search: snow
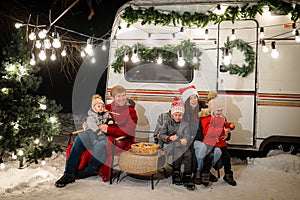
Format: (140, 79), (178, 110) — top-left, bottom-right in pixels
(1, 151), (300, 200)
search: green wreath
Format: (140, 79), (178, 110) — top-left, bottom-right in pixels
(220, 38), (255, 77)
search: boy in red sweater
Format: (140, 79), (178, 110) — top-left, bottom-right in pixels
(200, 97), (237, 186)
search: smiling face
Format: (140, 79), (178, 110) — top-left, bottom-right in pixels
(172, 112), (183, 122)
(94, 103), (105, 113)
(212, 109), (223, 117)
(112, 92), (127, 107)
(189, 94), (198, 109)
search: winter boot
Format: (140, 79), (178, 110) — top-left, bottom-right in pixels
(75, 169), (97, 179)
(183, 173), (196, 191)
(223, 172), (237, 186)
(55, 174), (75, 188)
(201, 172), (210, 187)
(209, 172), (218, 182)
(172, 171), (183, 185)
(194, 171), (202, 185)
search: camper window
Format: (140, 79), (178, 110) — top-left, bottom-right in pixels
(124, 62), (193, 83)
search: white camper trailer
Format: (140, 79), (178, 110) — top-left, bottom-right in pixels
(105, 0), (300, 156)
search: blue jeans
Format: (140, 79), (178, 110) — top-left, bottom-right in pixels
(64, 130), (107, 177)
(193, 141), (222, 172)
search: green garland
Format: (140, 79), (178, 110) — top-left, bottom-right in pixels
(121, 1), (299, 27)
(111, 40), (202, 73)
(220, 38), (255, 77)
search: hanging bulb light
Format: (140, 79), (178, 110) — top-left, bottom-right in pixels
(131, 47), (140, 63)
(38, 46), (47, 61)
(292, 23), (297, 35)
(230, 29), (236, 41)
(123, 51), (129, 62)
(157, 53), (163, 64)
(0, 162), (5, 170)
(192, 51), (198, 64)
(50, 49), (56, 61)
(262, 6), (271, 17)
(259, 27), (265, 40)
(91, 57), (96, 63)
(12, 153), (17, 160)
(80, 50), (86, 57)
(271, 41), (279, 59)
(41, 160), (46, 166)
(295, 30), (300, 43)
(205, 29), (209, 40)
(35, 40), (42, 49)
(52, 30), (61, 48)
(61, 47), (67, 57)
(223, 48), (231, 66)
(39, 103), (47, 110)
(29, 30), (36, 41)
(84, 37), (93, 56)
(261, 40), (269, 53)
(177, 50), (185, 67)
(101, 42), (107, 51)
(38, 26), (50, 39)
(44, 38), (51, 49)
(15, 22), (23, 29)
(34, 138), (40, 145)
(30, 53), (36, 65)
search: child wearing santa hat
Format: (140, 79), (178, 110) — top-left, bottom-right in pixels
(200, 96), (237, 186)
(159, 96), (195, 190)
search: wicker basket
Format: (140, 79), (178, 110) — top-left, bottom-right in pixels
(118, 150), (167, 175)
(131, 143), (159, 156)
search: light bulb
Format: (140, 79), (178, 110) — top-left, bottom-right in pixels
(259, 27), (265, 40)
(41, 160), (46, 166)
(157, 54), (163, 64)
(101, 43), (107, 51)
(61, 49), (67, 57)
(34, 138), (40, 144)
(223, 48), (231, 66)
(271, 41), (279, 59)
(230, 29), (236, 41)
(30, 58), (36, 65)
(205, 29), (209, 40)
(18, 149), (24, 156)
(39, 103), (47, 110)
(261, 40), (269, 53)
(80, 51), (86, 57)
(123, 52), (129, 62)
(177, 58), (186, 67)
(15, 23), (23, 29)
(38, 29), (48, 39)
(38, 49), (47, 61)
(0, 163), (5, 169)
(91, 57), (96, 63)
(29, 31), (36, 40)
(50, 53), (56, 61)
(12, 153), (17, 160)
(35, 40), (42, 49)
(52, 39), (61, 48)
(131, 48), (139, 63)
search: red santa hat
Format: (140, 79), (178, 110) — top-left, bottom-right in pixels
(178, 85), (198, 103)
(170, 96), (185, 115)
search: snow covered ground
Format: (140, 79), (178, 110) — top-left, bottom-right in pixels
(0, 151), (299, 200)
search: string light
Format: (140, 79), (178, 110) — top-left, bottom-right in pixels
(91, 57), (96, 63)
(35, 40), (42, 49)
(30, 53), (36, 65)
(230, 29), (236, 40)
(61, 47), (67, 57)
(80, 50), (86, 57)
(157, 53), (163, 64)
(259, 27), (265, 40)
(52, 31), (61, 48)
(205, 29), (209, 40)
(41, 160), (46, 166)
(271, 41), (279, 59)
(38, 25), (50, 39)
(38, 47), (47, 61)
(177, 49), (185, 67)
(15, 22), (23, 29)
(292, 23), (297, 35)
(223, 48), (231, 66)
(44, 38), (51, 49)
(192, 51), (198, 64)
(84, 37), (93, 56)
(123, 51), (129, 62)
(50, 49), (56, 61)
(101, 42), (107, 51)
(29, 30), (36, 41)
(295, 30), (300, 43)
(39, 103), (47, 110)
(12, 153), (17, 160)
(131, 47), (140, 63)
(261, 40), (269, 53)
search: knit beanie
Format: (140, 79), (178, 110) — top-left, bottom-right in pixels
(209, 97), (225, 113)
(91, 94), (104, 112)
(170, 96), (185, 115)
(178, 85), (198, 103)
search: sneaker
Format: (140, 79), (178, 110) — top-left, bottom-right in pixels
(223, 173), (237, 186)
(55, 174), (75, 188)
(201, 172), (210, 187)
(194, 171), (202, 185)
(172, 171), (183, 185)
(75, 169), (97, 179)
(209, 172), (218, 182)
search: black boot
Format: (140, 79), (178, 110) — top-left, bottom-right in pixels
(75, 169), (97, 179)
(183, 173), (196, 191)
(209, 172), (218, 182)
(55, 174), (75, 188)
(194, 171), (202, 185)
(223, 172), (237, 186)
(201, 172), (210, 187)
(172, 171), (183, 185)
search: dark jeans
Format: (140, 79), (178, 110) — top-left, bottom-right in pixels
(172, 147), (193, 174)
(65, 130), (107, 177)
(202, 145), (232, 174)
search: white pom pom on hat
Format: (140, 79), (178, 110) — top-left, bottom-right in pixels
(178, 85), (198, 103)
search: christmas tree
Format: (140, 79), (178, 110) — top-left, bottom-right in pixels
(0, 29), (62, 168)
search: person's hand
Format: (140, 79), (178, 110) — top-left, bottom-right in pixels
(180, 138), (187, 146)
(222, 128), (230, 140)
(99, 124), (108, 133)
(169, 134), (178, 141)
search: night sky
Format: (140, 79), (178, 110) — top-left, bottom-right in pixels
(1, 0), (130, 112)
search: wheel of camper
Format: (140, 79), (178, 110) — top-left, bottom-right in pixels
(221, 38), (255, 78)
